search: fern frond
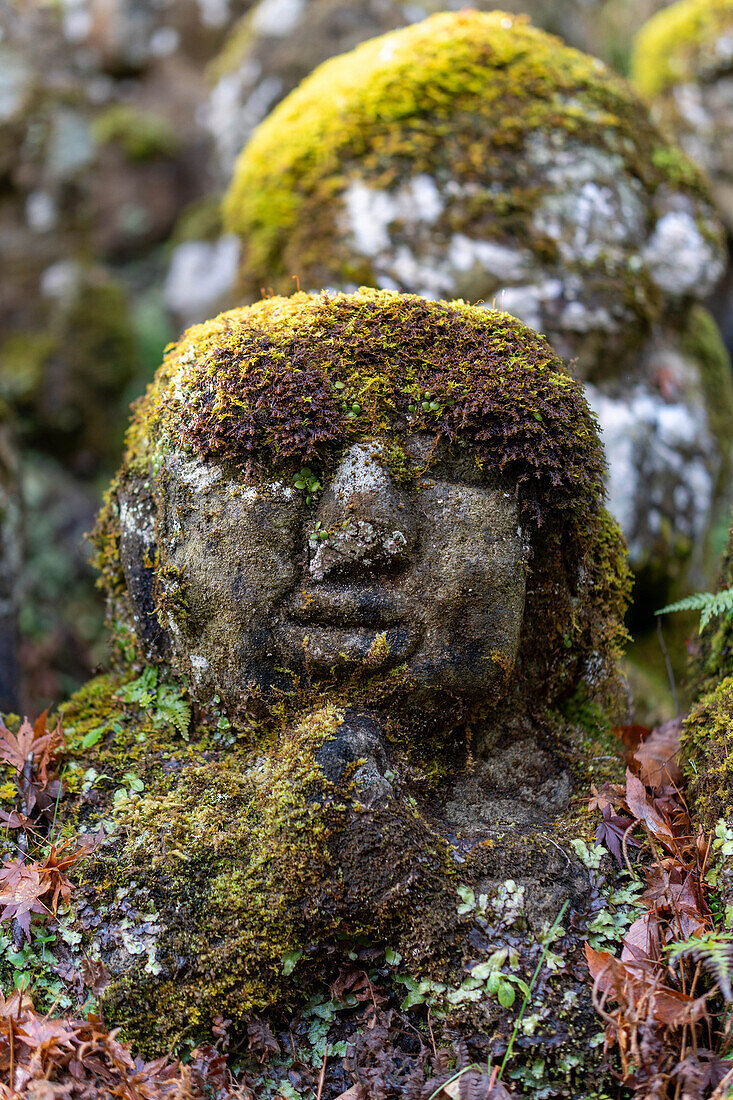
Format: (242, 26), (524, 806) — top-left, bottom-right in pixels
(656, 586), (733, 633)
(667, 932), (733, 1001)
(118, 669), (191, 739)
(702, 587), (733, 630)
(154, 684), (191, 740)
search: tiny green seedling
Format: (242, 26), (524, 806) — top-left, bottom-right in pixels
(293, 467), (322, 503)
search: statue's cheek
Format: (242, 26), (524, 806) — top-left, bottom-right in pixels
(169, 490), (302, 639)
(407, 489), (525, 695)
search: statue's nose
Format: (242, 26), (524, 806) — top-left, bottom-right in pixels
(308, 442), (416, 581)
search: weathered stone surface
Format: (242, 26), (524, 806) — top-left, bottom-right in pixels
(127, 439), (526, 710)
(56, 291), (630, 1092)
(224, 11), (732, 594)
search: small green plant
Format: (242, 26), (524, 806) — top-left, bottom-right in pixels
(116, 668), (191, 739)
(656, 586), (733, 632)
(332, 379), (363, 419)
(113, 771), (145, 808)
(301, 994), (348, 1065)
(406, 387), (453, 416)
(497, 900), (569, 1082)
(667, 931), (733, 1002)
(310, 520), (330, 542)
(293, 467), (322, 503)
(0, 923), (74, 1010)
(281, 948), (302, 975)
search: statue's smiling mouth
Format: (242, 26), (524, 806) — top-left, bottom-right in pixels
(285, 585), (408, 629)
(277, 586), (415, 669)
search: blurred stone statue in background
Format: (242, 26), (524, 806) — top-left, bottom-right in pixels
(0, 0), (246, 708)
(633, 0), (733, 353)
(207, 0), (675, 181)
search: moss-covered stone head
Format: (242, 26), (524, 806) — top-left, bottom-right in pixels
(223, 10), (723, 375)
(95, 288), (629, 721)
(632, 0), (733, 233)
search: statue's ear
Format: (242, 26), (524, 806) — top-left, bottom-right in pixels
(117, 481), (171, 660)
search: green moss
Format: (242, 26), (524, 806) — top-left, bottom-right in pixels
(632, 0), (733, 99)
(59, 671), (204, 802)
(222, 10), (711, 300)
(62, 668), (627, 1062)
(682, 674), (733, 828)
(125, 291), (603, 514)
(68, 701), (449, 1052)
(91, 105), (180, 162)
(684, 305), (733, 466)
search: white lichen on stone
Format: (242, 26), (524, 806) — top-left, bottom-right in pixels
(250, 0), (306, 37)
(586, 381), (717, 568)
(642, 210), (724, 297)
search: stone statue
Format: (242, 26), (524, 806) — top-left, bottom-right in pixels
(207, 0), (672, 177)
(222, 11), (733, 598)
(633, 0), (733, 237)
(60, 289), (629, 1089)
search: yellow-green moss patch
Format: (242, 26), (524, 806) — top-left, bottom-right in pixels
(632, 0), (733, 99)
(682, 674), (733, 828)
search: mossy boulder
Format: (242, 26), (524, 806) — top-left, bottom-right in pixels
(633, 0), (733, 231)
(223, 10), (731, 594)
(225, 11), (721, 321)
(682, 674), (733, 829)
(679, 509), (733, 844)
(55, 290), (631, 1085)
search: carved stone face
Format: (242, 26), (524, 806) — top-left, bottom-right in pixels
(120, 435), (528, 713)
